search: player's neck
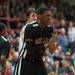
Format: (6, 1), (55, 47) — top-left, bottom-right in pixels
(38, 21), (47, 28)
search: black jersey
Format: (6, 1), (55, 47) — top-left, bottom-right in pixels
(19, 21), (53, 60)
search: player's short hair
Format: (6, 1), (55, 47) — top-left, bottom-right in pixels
(26, 7), (37, 17)
(0, 23), (6, 30)
(37, 7), (51, 14)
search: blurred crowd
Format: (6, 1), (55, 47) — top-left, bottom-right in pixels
(0, 0), (75, 29)
(0, 0), (75, 75)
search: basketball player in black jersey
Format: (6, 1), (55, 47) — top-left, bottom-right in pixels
(14, 7), (54, 75)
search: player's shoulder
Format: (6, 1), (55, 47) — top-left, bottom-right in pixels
(25, 21), (38, 30)
(1, 36), (8, 42)
(47, 25), (53, 29)
(29, 21), (38, 27)
(0, 36), (8, 45)
(47, 25), (54, 32)
(48, 25), (52, 28)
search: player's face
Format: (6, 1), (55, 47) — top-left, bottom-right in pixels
(1, 28), (6, 35)
(29, 12), (37, 22)
(39, 11), (52, 26)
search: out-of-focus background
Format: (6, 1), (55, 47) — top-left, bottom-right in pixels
(0, 0), (75, 75)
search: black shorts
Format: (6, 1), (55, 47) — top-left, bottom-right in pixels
(14, 57), (47, 75)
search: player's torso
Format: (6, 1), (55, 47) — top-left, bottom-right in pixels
(30, 24), (53, 44)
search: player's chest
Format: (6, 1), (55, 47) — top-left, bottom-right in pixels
(33, 27), (52, 44)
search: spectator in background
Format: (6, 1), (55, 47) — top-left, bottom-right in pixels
(59, 59), (70, 74)
(71, 52), (75, 67)
(57, 27), (69, 53)
(67, 21), (75, 52)
(59, 59), (75, 75)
